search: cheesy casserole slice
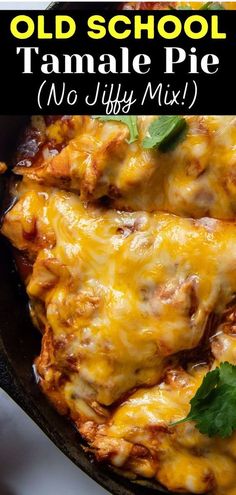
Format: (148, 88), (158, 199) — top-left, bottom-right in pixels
(3, 4), (236, 495)
(14, 115), (236, 220)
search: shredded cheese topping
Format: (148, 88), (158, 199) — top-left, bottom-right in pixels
(3, 4), (236, 491)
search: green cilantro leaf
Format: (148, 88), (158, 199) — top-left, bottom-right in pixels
(172, 362), (236, 438)
(93, 116), (138, 144)
(142, 116), (187, 152)
(200, 2), (225, 9)
(170, 2), (225, 9)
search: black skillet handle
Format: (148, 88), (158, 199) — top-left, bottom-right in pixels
(0, 116), (29, 163)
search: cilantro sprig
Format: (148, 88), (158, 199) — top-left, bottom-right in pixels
(93, 116), (138, 144)
(169, 2), (224, 9)
(93, 115), (187, 152)
(200, 2), (225, 9)
(142, 116), (187, 151)
(172, 362), (236, 438)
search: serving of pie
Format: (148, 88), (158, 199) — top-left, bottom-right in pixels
(3, 4), (236, 495)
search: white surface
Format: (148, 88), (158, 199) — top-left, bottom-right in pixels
(0, 2), (48, 7)
(0, 388), (108, 495)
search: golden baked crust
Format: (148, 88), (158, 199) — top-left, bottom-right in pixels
(3, 3), (236, 495)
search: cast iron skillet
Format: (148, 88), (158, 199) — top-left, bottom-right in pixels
(0, 3), (181, 495)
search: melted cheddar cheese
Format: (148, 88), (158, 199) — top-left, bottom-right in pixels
(122, 2), (236, 9)
(3, 3), (236, 494)
(15, 115), (236, 219)
(3, 176), (236, 494)
(6, 181), (236, 405)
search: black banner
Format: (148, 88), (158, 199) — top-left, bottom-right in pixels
(1, 9), (236, 114)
